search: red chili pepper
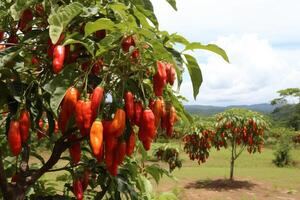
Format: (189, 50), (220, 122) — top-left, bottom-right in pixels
(7, 35), (18, 47)
(75, 100), (85, 135)
(124, 91), (135, 121)
(53, 45), (65, 74)
(0, 31), (4, 41)
(140, 109), (156, 139)
(31, 57), (39, 66)
(69, 135), (81, 164)
(8, 120), (22, 156)
(121, 36), (135, 52)
(81, 168), (91, 191)
(73, 179), (84, 200)
(115, 141), (126, 165)
(35, 4), (44, 16)
(166, 106), (177, 137)
(126, 132), (135, 156)
(92, 58), (104, 75)
(90, 86), (104, 121)
(153, 61), (167, 97)
(142, 138), (152, 151)
(165, 63), (176, 85)
(108, 161), (118, 177)
(152, 99), (163, 128)
(37, 119), (45, 139)
(106, 109), (126, 137)
(95, 144), (104, 163)
(48, 34), (65, 57)
(95, 30), (106, 40)
(82, 100), (92, 135)
(59, 87), (79, 133)
(19, 109), (30, 143)
(131, 49), (140, 59)
(105, 136), (118, 167)
(134, 101), (143, 126)
(18, 9), (33, 32)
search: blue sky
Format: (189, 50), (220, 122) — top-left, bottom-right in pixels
(152, 0), (300, 106)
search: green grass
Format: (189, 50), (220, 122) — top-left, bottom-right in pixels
(153, 142), (300, 190)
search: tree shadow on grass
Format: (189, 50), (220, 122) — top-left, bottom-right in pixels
(185, 179), (256, 191)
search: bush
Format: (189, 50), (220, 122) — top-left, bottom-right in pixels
(273, 139), (292, 167)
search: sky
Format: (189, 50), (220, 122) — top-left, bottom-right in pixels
(151, 0), (300, 106)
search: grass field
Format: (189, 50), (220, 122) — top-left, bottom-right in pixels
(151, 141), (300, 199)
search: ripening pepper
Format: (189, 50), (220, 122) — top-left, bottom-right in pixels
(8, 120), (22, 156)
(153, 61), (167, 97)
(166, 106), (177, 137)
(165, 63), (176, 85)
(124, 91), (135, 121)
(69, 135), (81, 164)
(90, 120), (103, 156)
(92, 58), (104, 75)
(121, 35), (135, 52)
(82, 100), (93, 135)
(161, 100), (167, 130)
(152, 99), (163, 128)
(53, 45), (65, 74)
(73, 179), (84, 200)
(126, 132), (136, 156)
(134, 101), (143, 126)
(95, 145), (104, 163)
(18, 9), (33, 33)
(59, 87), (79, 133)
(81, 168), (91, 191)
(90, 86), (104, 121)
(19, 109), (30, 143)
(107, 108), (126, 137)
(37, 119), (45, 139)
(139, 109), (156, 139)
(115, 141), (126, 165)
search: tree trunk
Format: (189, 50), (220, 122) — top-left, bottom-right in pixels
(230, 157), (234, 180)
(230, 138), (235, 181)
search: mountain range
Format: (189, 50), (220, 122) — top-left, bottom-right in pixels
(184, 103), (277, 116)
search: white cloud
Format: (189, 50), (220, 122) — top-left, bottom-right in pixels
(180, 34), (300, 106)
(152, 0), (300, 44)
(150, 0), (300, 105)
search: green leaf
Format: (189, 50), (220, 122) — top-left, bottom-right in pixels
(168, 34), (189, 46)
(130, 0), (158, 27)
(43, 65), (80, 115)
(10, 0), (35, 20)
(84, 18), (116, 37)
(64, 38), (95, 57)
(184, 42), (229, 63)
(48, 2), (83, 44)
(165, 0), (177, 11)
(184, 54), (203, 99)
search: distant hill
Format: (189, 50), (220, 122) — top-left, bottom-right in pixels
(184, 103), (277, 116)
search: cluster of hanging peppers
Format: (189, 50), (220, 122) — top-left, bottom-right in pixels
(8, 109), (30, 156)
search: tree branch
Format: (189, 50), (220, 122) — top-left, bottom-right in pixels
(27, 127), (84, 185)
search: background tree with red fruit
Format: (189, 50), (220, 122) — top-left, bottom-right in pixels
(183, 109), (269, 180)
(0, 0), (228, 199)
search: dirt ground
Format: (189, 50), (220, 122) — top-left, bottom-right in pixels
(155, 178), (300, 200)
